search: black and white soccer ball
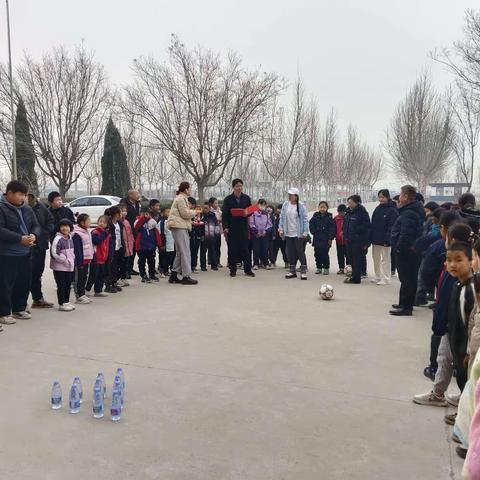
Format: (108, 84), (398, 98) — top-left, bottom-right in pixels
(319, 284), (334, 300)
(345, 265), (353, 277)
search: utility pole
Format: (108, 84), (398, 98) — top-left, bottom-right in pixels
(6, 0), (16, 179)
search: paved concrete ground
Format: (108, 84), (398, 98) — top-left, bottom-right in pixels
(0, 237), (464, 479)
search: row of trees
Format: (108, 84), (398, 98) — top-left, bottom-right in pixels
(1, 10), (479, 199)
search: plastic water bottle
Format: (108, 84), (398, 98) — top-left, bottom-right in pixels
(73, 376), (83, 404)
(113, 375), (124, 409)
(69, 383), (81, 414)
(97, 373), (106, 399)
(51, 380), (62, 410)
(116, 368), (125, 391)
(110, 388), (122, 422)
(92, 384), (104, 419)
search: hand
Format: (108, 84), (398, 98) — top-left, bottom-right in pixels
(464, 354), (470, 369)
(21, 235), (34, 246)
(242, 209), (248, 217)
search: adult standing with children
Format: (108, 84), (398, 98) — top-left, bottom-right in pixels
(370, 189), (398, 286)
(168, 182), (198, 285)
(121, 189), (141, 276)
(279, 187), (309, 280)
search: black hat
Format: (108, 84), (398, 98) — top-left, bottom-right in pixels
(58, 218), (74, 231)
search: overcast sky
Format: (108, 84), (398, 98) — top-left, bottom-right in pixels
(1, 0), (478, 185)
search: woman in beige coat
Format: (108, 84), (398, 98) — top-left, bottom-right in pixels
(168, 182), (198, 285)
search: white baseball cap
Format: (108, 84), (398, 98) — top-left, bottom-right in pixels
(288, 187), (300, 196)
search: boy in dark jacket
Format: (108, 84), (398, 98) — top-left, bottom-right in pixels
(0, 181), (41, 325)
(370, 189), (398, 285)
(135, 207), (162, 283)
(47, 191), (75, 237)
(28, 192), (55, 308)
(200, 202), (219, 271)
(189, 198), (204, 273)
(309, 201), (336, 275)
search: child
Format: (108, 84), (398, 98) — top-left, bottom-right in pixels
(266, 205), (275, 266)
(119, 204), (134, 282)
(72, 214), (94, 304)
(200, 202), (219, 271)
(249, 199), (273, 270)
(189, 198), (204, 273)
(209, 197), (223, 268)
(135, 207), (162, 283)
(149, 199), (162, 222)
(270, 204), (288, 269)
(414, 222), (475, 407)
(158, 207), (175, 277)
(50, 218), (75, 312)
(423, 201), (440, 236)
(86, 215), (110, 297)
(105, 206), (124, 293)
(334, 204), (348, 274)
(310, 201), (336, 275)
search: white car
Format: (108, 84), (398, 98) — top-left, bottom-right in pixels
(66, 195), (122, 224)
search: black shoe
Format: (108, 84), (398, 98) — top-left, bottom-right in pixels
(130, 270), (140, 276)
(105, 286), (118, 293)
(168, 272), (181, 284)
(230, 270), (237, 277)
(456, 445), (468, 459)
(114, 285), (123, 292)
(415, 299), (428, 307)
(391, 304), (402, 309)
(150, 275), (160, 282)
(181, 276), (198, 285)
(423, 366), (437, 381)
(201, 267), (208, 272)
(141, 276), (152, 284)
(126, 273), (132, 280)
(211, 266), (218, 271)
(344, 278), (360, 284)
(285, 272), (297, 279)
(428, 303), (436, 310)
(245, 271), (255, 277)
(389, 308), (412, 316)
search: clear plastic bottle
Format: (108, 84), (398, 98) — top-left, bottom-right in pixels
(116, 368), (125, 391)
(110, 388), (122, 422)
(92, 384), (104, 419)
(73, 376), (83, 404)
(97, 373), (106, 399)
(113, 375), (124, 409)
(69, 383), (81, 414)
(51, 380), (62, 410)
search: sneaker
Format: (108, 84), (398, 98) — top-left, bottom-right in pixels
(12, 311), (32, 320)
(315, 268), (322, 274)
(192, 268), (200, 274)
(141, 276), (152, 284)
(76, 295), (92, 304)
(105, 286), (118, 293)
(122, 280), (130, 287)
(285, 272), (297, 279)
(159, 273), (166, 278)
(370, 278), (380, 284)
(211, 266), (219, 271)
(445, 412), (457, 425)
(337, 269), (344, 275)
(85, 290), (93, 297)
(230, 270), (237, 277)
(413, 391), (448, 407)
(169, 272), (182, 284)
(361, 273), (368, 278)
(446, 393), (460, 407)
(114, 285), (123, 292)
(300, 273), (307, 280)
(323, 269), (329, 275)
(31, 298), (54, 308)
(59, 304), (74, 312)
(65, 302), (76, 310)
(253, 265), (259, 271)
(201, 267), (208, 272)
(245, 271), (256, 277)
(377, 280), (389, 285)
(150, 275), (160, 282)
(218, 263), (223, 268)
(116, 279), (126, 287)
(0, 315), (16, 325)
(265, 264), (273, 270)
(181, 276), (198, 285)
(130, 269), (140, 276)
(94, 292), (108, 297)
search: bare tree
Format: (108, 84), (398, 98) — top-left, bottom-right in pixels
(386, 73), (453, 193)
(16, 45), (110, 196)
(121, 35), (280, 201)
(448, 82), (480, 191)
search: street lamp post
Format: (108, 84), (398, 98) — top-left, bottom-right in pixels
(6, 0), (16, 179)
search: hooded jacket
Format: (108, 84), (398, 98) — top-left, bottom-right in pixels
(0, 194), (41, 256)
(50, 232), (75, 272)
(249, 209), (273, 236)
(309, 211), (336, 246)
(370, 200), (398, 246)
(390, 200), (425, 253)
(134, 215), (162, 251)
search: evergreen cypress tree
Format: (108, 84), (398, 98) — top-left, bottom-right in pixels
(15, 98), (38, 194)
(100, 118), (132, 197)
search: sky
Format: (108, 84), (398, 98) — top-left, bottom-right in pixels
(1, 0), (478, 186)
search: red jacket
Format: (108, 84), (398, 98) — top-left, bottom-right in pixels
(334, 215), (346, 245)
(91, 227), (111, 264)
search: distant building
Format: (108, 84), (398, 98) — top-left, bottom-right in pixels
(426, 182), (469, 202)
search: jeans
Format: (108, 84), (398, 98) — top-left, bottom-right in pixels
(0, 254), (32, 316)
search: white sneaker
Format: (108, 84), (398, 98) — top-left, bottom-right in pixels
(59, 304), (74, 312)
(413, 390), (447, 407)
(76, 295), (92, 304)
(94, 292), (108, 297)
(0, 315), (16, 325)
(446, 393), (461, 407)
(12, 311), (32, 320)
(121, 280), (130, 287)
(65, 302), (76, 310)
(377, 280), (389, 286)
(85, 290), (92, 297)
(370, 278), (380, 284)
(253, 265), (259, 270)
(117, 279), (129, 287)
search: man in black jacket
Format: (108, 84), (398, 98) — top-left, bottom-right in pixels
(0, 181), (41, 326)
(121, 189), (141, 275)
(390, 185), (425, 316)
(47, 191), (75, 237)
(343, 195), (371, 284)
(28, 193), (55, 308)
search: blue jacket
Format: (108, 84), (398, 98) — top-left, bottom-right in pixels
(309, 212), (336, 246)
(432, 270), (457, 336)
(343, 204), (371, 245)
(414, 230), (442, 256)
(391, 200), (425, 253)
(279, 201), (309, 238)
(370, 201), (398, 246)
(420, 238), (445, 291)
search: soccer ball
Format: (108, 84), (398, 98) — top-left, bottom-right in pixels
(319, 284), (334, 300)
(345, 265), (353, 277)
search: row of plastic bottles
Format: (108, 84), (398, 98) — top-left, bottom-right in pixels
(51, 368), (125, 422)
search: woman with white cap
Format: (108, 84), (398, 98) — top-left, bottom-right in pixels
(278, 188), (309, 280)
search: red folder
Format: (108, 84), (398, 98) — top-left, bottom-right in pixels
(231, 204), (258, 217)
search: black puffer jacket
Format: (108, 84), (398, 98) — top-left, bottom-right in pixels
(343, 204), (371, 245)
(0, 195), (41, 255)
(391, 200), (425, 253)
(121, 198), (140, 231)
(370, 200), (398, 246)
(309, 212), (336, 246)
(32, 201), (54, 250)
